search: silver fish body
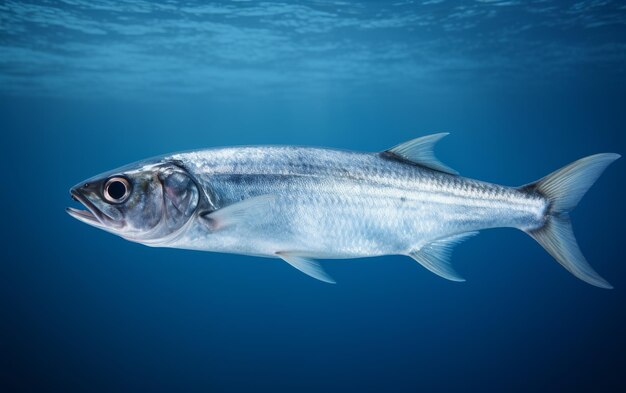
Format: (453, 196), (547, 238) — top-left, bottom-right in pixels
(166, 147), (545, 258)
(67, 134), (619, 287)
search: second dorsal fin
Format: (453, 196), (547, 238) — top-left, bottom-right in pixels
(384, 133), (458, 175)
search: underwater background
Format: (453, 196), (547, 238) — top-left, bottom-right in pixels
(1, 1), (625, 392)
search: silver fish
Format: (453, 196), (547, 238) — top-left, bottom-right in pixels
(67, 133), (619, 288)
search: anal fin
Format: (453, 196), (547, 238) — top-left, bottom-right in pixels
(408, 231), (478, 282)
(276, 252), (336, 284)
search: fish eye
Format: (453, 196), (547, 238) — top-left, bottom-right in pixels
(103, 177), (131, 203)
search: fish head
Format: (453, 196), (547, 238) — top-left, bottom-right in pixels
(67, 159), (200, 243)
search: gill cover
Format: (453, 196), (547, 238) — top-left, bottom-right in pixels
(159, 164), (200, 234)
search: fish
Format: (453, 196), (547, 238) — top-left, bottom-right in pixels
(67, 133), (620, 288)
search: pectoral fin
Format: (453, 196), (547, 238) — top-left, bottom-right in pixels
(276, 252), (336, 284)
(200, 194), (276, 230)
(408, 232), (478, 282)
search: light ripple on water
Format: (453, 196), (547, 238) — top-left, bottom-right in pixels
(0, 0), (625, 97)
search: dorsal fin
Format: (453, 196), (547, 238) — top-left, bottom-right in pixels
(384, 133), (458, 175)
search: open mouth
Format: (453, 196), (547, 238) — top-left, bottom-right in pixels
(66, 189), (119, 228)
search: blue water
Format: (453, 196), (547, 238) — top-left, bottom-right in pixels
(1, 1), (625, 392)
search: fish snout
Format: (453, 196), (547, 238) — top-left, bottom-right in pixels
(67, 182), (123, 229)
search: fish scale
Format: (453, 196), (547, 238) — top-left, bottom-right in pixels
(169, 144), (545, 258)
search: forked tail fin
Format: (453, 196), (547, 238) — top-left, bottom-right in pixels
(521, 153), (620, 289)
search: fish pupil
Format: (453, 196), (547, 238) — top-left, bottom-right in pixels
(108, 181), (126, 200)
